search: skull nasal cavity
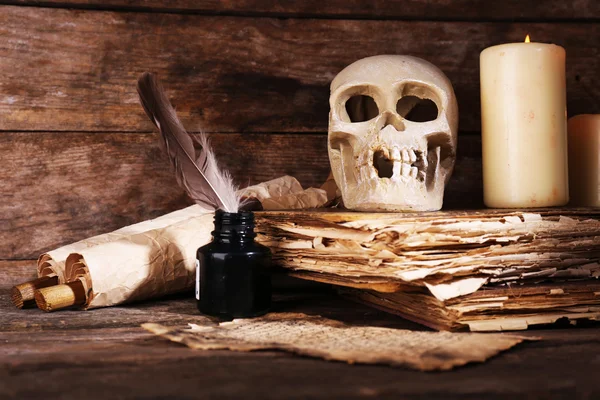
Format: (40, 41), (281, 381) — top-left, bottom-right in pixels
(397, 96), (439, 122)
(345, 95), (379, 122)
(373, 150), (394, 178)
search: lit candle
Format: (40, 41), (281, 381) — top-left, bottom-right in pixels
(568, 114), (600, 206)
(480, 36), (568, 208)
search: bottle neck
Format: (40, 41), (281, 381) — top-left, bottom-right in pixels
(212, 210), (256, 244)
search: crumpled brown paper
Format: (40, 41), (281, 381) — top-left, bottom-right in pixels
(262, 188), (328, 210)
(142, 313), (532, 371)
(241, 176), (330, 210)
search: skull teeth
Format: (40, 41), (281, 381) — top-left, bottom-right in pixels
(409, 149), (417, 163)
(401, 163), (410, 177)
(410, 167), (418, 179)
(401, 148), (409, 162)
(392, 161), (401, 177)
(372, 146), (426, 182)
(381, 146), (423, 164)
(375, 147), (425, 164)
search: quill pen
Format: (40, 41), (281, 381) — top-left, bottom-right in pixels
(136, 72), (240, 212)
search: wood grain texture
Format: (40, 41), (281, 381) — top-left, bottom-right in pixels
(3, 0), (600, 20)
(0, 131), (481, 259)
(0, 132), (331, 259)
(1, 5), (598, 133)
(0, 261), (36, 285)
(2, 3), (600, 395)
(1, 261), (600, 400)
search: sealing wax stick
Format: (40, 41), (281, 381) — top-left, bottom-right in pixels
(34, 280), (86, 312)
(11, 275), (60, 309)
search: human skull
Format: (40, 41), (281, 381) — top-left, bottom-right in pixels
(328, 55), (458, 211)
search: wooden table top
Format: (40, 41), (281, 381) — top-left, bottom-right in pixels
(1, 260), (599, 399)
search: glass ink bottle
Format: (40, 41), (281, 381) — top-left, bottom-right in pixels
(196, 210), (272, 318)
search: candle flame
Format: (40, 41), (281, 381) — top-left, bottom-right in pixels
(524, 35), (531, 43)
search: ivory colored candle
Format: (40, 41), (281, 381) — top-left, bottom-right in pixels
(480, 39), (568, 208)
(568, 115), (600, 206)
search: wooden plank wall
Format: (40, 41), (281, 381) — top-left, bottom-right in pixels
(1, 1), (599, 260)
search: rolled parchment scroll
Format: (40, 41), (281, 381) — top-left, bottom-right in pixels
(25, 176), (329, 310)
(36, 204), (208, 284)
(65, 212), (213, 309)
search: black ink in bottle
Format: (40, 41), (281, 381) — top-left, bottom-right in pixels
(196, 210), (271, 318)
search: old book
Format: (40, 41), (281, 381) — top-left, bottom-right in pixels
(256, 209), (600, 289)
(340, 281), (600, 332)
(255, 209), (600, 330)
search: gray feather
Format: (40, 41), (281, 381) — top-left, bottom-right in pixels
(136, 72), (240, 212)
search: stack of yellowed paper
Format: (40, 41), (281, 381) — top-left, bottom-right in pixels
(254, 209), (600, 331)
(340, 281), (600, 332)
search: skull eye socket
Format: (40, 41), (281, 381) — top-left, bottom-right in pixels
(396, 96), (439, 122)
(344, 95), (379, 123)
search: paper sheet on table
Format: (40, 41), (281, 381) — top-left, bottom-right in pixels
(142, 313), (531, 371)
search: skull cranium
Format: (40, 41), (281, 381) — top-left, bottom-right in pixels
(328, 55), (458, 211)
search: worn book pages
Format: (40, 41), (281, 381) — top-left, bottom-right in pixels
(341, 281), (600, 331)
(255, 210), (600, 301)
(142, 313), (531, 371)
